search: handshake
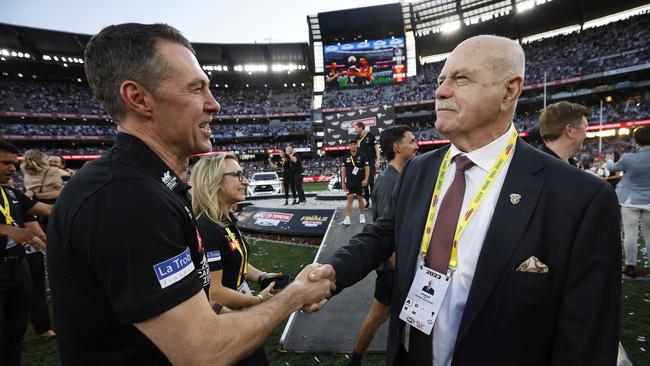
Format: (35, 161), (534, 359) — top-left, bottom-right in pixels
(282, 263), (337, 313)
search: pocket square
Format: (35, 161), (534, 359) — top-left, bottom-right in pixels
(516, 256), (549, 273)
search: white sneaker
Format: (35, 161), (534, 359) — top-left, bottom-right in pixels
(342, 216), (351, 225)
(359, 215), (366, 224)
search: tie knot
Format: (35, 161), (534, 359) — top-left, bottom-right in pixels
(454, 155), (475, 172)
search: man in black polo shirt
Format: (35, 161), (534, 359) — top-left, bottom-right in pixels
(47, 23), (334, 366)
(355, 122), (380, 208)
(0, 140), (49, 366)
(341, 139), (369, 226)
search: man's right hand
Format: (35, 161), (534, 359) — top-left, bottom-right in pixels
(302, 263), (336, 313)
(285, 263), (335, 312)
(5, 226), (37, 244)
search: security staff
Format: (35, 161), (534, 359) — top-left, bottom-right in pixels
(0, 140), (49, 366)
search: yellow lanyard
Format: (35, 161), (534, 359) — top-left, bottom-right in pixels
(419, 128), (518, 269)
(0, 187), (16, 226)
(357, 132), (367, 147)
(350, 154), (358, 168)
(225, 226), (248, 287)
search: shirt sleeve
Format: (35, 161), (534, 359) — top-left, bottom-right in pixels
(15, 189), (37, 213)
(197, 217), (225, 272)
(73, 181), (203, 324)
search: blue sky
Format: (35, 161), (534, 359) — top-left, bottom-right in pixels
(1, 0), (398, 44)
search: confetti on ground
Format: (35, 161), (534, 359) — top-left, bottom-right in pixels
(314, 356), (320, 363)
(640, 347), (646, 352)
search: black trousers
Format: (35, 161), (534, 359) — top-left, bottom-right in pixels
(283, 173), (297, 201)
(26, 252), (52, 334)
(363, 164), (376, 204)
(293, 173), (306, 201)
(0, 258), (32, 366)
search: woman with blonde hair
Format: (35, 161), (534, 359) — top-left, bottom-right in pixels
(20, 149), (70, 203)
(190, 153), (283, 366)
(19, 149), (65, 341)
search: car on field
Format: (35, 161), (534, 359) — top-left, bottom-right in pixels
(247, 172), (282, 196)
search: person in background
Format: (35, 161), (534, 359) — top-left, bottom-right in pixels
(341, 139), (369, 226)
(355, 122), (380, 208)
(191, 154), (285, 366)
(20, 149), (71, 204)
(347, 125), (418, 366)
(288, 146), (307, 204)
(47, 154), (75, 182)
(538, 101), (590, 166)
(0, 140), (49, 366)
(606, 126), (650, 278)
(268, 147), (297, 205)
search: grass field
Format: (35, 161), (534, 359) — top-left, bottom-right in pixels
(303, 181), (329, 192)
(22, 239), (650, 365)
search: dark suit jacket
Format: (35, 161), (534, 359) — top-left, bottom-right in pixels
(326, 139), (621, 366)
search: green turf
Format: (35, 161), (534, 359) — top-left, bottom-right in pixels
(22, 239), (650, 365)
(303, 181), (329, 192)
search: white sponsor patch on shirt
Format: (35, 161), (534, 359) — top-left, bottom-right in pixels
(153, 247), (195, 289)
(206, 250), (222, 263)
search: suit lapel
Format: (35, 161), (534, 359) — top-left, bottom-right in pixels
(454, 140), (545, 345)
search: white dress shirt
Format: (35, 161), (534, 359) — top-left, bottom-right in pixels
(425, 124), (516, 366)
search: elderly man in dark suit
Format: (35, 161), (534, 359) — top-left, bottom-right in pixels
(310, 35), (621, 366)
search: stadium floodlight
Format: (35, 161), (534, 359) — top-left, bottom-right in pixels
(224, 84), (229, 88)
(284, 83), (287, 87)
(517, 0), (535, 13)
(17, 73), (23, 78)
(440, 21), (461, 33)
(77, 78), (82, 82)
(63, 63), (68, 67)
(234, 65), (243, 72)
(0, 57), (4, 61)
(1, 50), (8, 56)
(11, 51), (17, 57)
(53, 56), (59, 61)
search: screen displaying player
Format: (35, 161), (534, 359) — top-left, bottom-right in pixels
(323, 37), (406, 89)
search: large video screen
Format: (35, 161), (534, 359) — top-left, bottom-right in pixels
(323, 37), (406, 89)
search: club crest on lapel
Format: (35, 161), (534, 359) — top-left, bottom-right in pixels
(509, 193), (521, 205)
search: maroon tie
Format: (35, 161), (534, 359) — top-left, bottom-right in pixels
(408, 154), (475, 366)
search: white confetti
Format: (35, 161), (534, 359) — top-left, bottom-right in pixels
(629, 312), (635, 315)
(640, 347), (646, 352)
(314, 356), (320, 363)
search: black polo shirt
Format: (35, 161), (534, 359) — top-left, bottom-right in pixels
(47, 133), (211, 366)
(197, 214), (249, 290)
(1, 186), (36, 258)
(344, 152), (369, 184)
(358, 131), (377, 164)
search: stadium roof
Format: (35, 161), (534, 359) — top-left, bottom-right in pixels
(0, 23), (310, 66)
(413, 0), (650, 56)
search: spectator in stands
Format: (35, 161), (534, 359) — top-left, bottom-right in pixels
(348, 125), (417, 366)
(606, 126), (650, 278)
(190, 153), (285, 366)
(538, 101), (590, 165)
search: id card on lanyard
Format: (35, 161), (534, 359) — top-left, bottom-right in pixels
(399, 128), (518, 335)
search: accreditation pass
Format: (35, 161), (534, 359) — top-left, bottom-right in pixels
(399, 265), (450, 335)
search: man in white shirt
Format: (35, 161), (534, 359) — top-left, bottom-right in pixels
(314, 35), (621, 366)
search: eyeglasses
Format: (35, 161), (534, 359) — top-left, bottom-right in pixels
(223, 170), (247, 183)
